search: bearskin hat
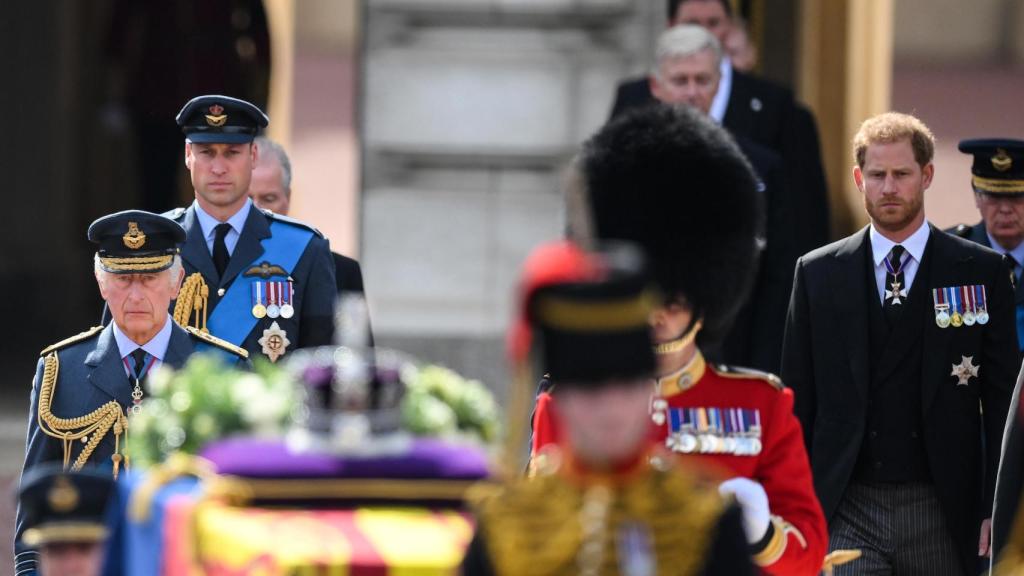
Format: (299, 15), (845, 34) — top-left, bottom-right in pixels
(579, 104), (762, 347)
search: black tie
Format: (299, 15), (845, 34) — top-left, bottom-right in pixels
(884, 245), (907, 324)
(130, 348), (148, 381)
(212, 223), (232, 278)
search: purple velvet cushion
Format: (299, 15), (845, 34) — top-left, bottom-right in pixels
(200, 437), (491, 480)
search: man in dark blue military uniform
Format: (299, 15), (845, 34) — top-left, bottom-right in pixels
(16, 211), (247, 575)
(950, 139), (1024, 355)
(952, 140), (1024, 567)
(17, 465), (116, 576)
(167, 95), (337, 362)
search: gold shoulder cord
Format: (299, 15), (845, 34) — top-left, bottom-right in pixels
(173, 272), (209, 333)
(37, 352), (128, 479)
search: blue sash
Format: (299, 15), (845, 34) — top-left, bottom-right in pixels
(197, 221), (314, 355)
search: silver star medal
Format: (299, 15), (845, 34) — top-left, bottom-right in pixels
(886, 279), (907, 305)
(950, 355), (980, 386)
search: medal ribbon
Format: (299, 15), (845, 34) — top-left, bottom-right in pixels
(883, 249), (906, 276)
(122, 354), (157, 381)
(202, 220), (314, 354)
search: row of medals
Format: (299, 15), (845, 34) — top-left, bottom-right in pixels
(935, 308), (988, 329)
(651, 399), (763, 456)
(252, 281), (295, 320)
(668, 428), (764, 456)
(934, 304), (988, 329)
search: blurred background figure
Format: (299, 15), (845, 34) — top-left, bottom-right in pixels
(610, 0), (831, 262)
(725, 17), (758, 72)
(465, 241), (754, 576)
(17, 466), (116, 576)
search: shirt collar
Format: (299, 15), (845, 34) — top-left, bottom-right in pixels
(869, 220), (930, 266)
(193, 198), (251, 242)
(708, 56), (732, 124)
(986, 230), (1024, 265)
(111, 315), (173, 361)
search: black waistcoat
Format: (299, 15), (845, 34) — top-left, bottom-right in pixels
(854, 244), (932, 483)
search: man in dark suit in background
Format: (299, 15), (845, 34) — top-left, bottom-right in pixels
(647, 24), (795, 374)
(610, 0), (830, 256)
(781, 113), (1018, 575)
(248, 136), (373, 346)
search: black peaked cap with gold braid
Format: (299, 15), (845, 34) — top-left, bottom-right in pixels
(88, 210), (185, 274)
(581, 104), (761, 348)
(177, 94), (268, 144)
(522, 241), (658, 385)
(18, 464), (114, 547)
(958, 138), (1024, 195)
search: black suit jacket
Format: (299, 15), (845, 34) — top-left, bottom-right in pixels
(333, 251), (374, 347)
(710, 136), (796, 374)
(781, 225), (1017, 574)
(610, 71), (830, 255)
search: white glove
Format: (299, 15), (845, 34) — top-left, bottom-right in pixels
(719, 477), (771, 544)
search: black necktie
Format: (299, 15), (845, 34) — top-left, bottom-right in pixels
(130, 348), (148, 381)
(883, 245), (907, 324)
(212, 223), (232, 278)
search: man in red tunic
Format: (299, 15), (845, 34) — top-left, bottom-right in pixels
(531, 105), (828, 575)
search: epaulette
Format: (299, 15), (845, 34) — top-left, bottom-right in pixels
(162, 207), (187, 221)
(40, 326), (103, 356)
(185, 327), (249, 359)
(712, 364), (785, 391)
(951, 224), (972, 239)
(261, 209), (325, 238)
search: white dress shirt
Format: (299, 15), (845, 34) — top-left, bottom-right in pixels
(193, 198), (252, 256)
(112, 315), (173, 377)
(709, 56), (733, 124)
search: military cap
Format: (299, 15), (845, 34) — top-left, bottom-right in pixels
(18, 465), (114, 547)
(87, 210), (185, 274)
(579, 104), (761, 347)
(511, 241), (657, 385)
(176, 94), (269, 144)
(958, 138), (1024, 195)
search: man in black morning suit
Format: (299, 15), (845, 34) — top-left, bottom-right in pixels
(646, 23), (795, 374)
(781, 113), (1018, 575)
(609, 0), (830, 257)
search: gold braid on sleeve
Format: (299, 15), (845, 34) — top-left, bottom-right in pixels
(173, 272), (209, 333)
(36, 352), (128, 479)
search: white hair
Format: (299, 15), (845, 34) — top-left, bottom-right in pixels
(254, 136), (292, 195)
(653, 24), (723, 77)
(94, 254), (183, 289)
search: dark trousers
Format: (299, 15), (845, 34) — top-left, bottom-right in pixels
(830, 482), (964, 575)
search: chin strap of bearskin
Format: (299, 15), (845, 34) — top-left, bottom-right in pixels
(653, 318), (703, 356)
